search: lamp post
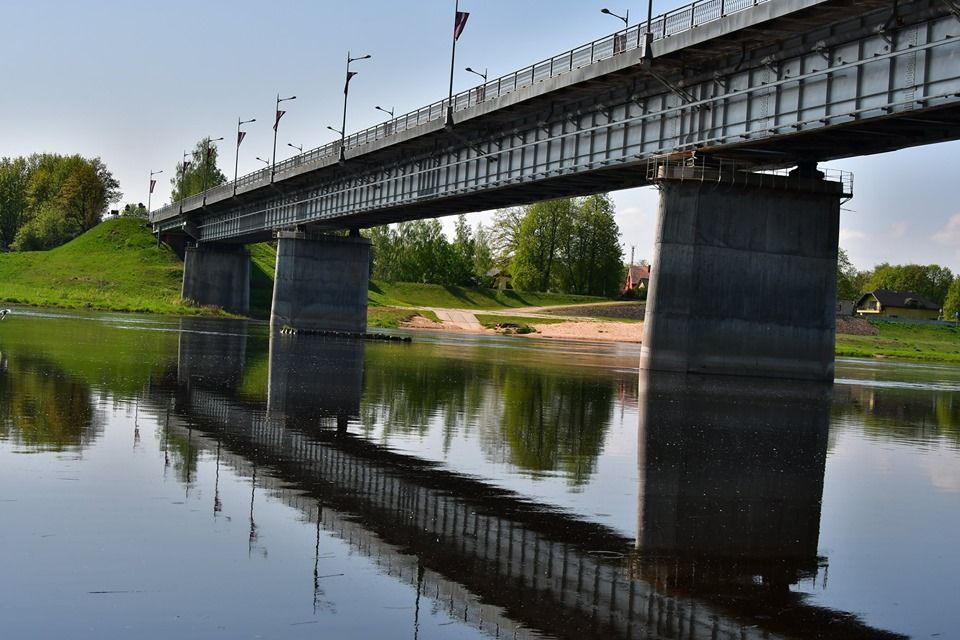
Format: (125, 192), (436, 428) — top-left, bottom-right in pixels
(339, 51), (371, 161)
(178, 150), (191, 215)
(601, 7), (629, 55)
(464, 66), (487, 82)
(272, 94), (296, 178)
(374, 105), (394, 118)
(447, 0), (470, 127)
(287, 142), (302, 154)
(234, 117), (256, 195)
(147, 169), (163, 217)
(201, 137), (224, 203)
(644, 0), (654, 61)
(255, 156), (270, 167)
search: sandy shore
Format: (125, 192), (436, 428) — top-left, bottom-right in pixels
(401, 312), (642, 343)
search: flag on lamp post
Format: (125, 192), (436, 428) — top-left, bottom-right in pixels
(237, 131), (247, 146)
(273, 110), (286, 131)
(149, 179), (156, 194)
(454, 10), (469, 41)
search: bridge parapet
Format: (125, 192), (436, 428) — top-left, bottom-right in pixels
(151, 0), (784, 225)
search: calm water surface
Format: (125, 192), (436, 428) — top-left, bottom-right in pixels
(1, 308), (958, 639)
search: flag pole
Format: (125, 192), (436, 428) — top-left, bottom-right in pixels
(271, 93), (279, 180)
(446, 0), (459, 127)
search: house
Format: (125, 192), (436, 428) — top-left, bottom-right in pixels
(623, 264), (651, 294)
(485, 267), (512, 290)
(854, 289), (941, 320)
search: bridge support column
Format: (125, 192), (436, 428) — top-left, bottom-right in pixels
(270, 231), (370, 334)
(641, 165), (844, 381)
(181, 243), (250, 315)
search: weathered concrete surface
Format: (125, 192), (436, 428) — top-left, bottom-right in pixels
(270, 232), (370, 333)
(641, 174), (841, 381)
(181, 243), (250, 315)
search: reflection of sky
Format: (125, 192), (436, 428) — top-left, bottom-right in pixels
(800, 364), (960, 640)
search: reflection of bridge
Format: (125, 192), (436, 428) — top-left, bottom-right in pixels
(143, 327), (907, 639)
(153, 0), (960, 380)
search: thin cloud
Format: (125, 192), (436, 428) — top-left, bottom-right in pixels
(932, 213), (960, 246)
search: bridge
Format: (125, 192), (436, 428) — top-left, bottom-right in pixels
(140, 326), (908, 639)
(152, 0), (960, 380)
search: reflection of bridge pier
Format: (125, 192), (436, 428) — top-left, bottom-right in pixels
(176, 318), (248, 392)
(266, 333), (363, 431)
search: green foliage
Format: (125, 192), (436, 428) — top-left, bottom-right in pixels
(170, 137), (228, 201)
(836, 247), (860, 300)
(865, 262), (954, 306)
(0, 157), (29, 249)
(944, 278), (960, 321)
(511, 196), (623, 296)
(248, 242), (277, 318)
(0, 154), (120, 251)
(512, 199), (574, 291)
(121, 203), (148, 218)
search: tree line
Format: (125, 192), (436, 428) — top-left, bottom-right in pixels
(0, 154), (120, 251)
(369, 194), (624, 298)
(838, 250), (960, 318)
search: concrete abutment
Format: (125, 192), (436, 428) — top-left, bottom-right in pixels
(181, 243), (251, 315)
(270, 231), (371, 334)
(641, 166), (845, 382)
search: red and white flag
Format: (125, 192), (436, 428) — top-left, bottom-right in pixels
(453, 10), (469, 41)
(149, 179), (156, 194)
(237, 130), (247, 146)
(344, 71), (358, 95)
(273, 110), (286, 131)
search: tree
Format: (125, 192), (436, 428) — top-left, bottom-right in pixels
(511, 198), (574, 291)
(57, 157), (120, 232)
(449, 215), (475, 286)
(560, 194), (623, 297)
(490, 207), (524, 264)
(866, 262), (954, 306)
(836, 248), (860, 300)
(473, 223), (495, 281)
(944, 278), (960, 321)
(0, 157), (29, 249)
(121, 203), (148, 219)
(170, 138), (227, 201)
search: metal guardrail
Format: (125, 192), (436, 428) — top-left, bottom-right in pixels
(152, 0), (772, 223)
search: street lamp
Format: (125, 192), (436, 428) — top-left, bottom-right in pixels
(255, 156), (270, 167)
(374, 105), (394, 118)
(465, 66), (487, 82)
(235, 117), (256, 195)
(178, 150), (191, 214)
(339, 51), (371, 161)
(287, 142), (302, 153)
(600, 7), (629, 26)
(202, 137), (224, 203)
(147, 169), (163, 217)
(272, 94), (296, 178)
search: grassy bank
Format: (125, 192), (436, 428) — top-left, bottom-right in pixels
(836, 320), (960, 363)
(0, 218), (206, 315)
(369, 281), (607, 310)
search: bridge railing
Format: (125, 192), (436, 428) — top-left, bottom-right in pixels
(151, 0), (770, 224)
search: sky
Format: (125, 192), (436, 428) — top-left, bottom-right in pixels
(0, 0), (957, 273)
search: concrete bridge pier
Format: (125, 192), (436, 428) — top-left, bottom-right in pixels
(181, 243), (250, 315)
(641, 164), (845, 381)
(270, 231), (371, 334)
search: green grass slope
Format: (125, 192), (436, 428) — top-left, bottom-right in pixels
(0, 218), (194, 314)
(368, 281), (607, 310)
(837, 320), (960, 363)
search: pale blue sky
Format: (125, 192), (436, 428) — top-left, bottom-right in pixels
(0, 0), (957, 272)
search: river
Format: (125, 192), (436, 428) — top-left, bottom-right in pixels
(0, 309), (957, 639)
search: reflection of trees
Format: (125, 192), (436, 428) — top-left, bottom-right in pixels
(832, 384), (960, 445)
(500, 372), (610, 485)
(0, 354), (101, 451)
(359, 345), (614, 485)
